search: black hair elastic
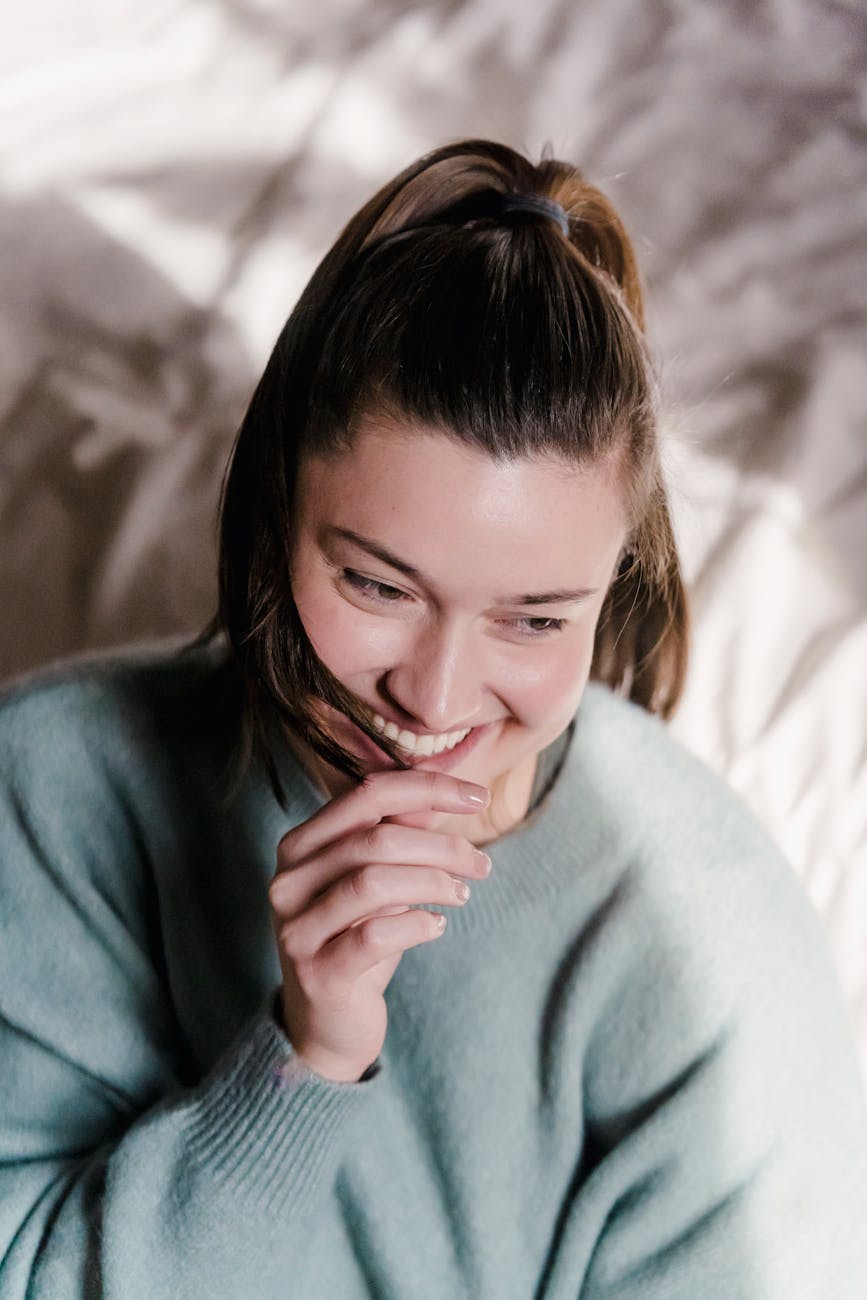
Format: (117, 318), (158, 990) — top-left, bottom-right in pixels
(372, 189), (572, 251)
(499, 192), (570, 237)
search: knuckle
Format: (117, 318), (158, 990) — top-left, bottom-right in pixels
(278, 919), (307, 962)
(347, 864), (386, 904)
(267, 875), (285, 912)
(268, 870), (301, 917)
(275, 825), (301, 867)
(444, 833), (467, 861)
(361, 823), (381, 856)
(423, 770), (442, 798)
(354, 917), (386, 952)
(364, 822), (396, 858)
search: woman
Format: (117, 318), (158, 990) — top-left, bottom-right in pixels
(1, 140), (865, 1298)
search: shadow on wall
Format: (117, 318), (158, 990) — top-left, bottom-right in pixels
(0, 194), (254, 684)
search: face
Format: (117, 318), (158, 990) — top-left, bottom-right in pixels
(288, 416), (628, 842)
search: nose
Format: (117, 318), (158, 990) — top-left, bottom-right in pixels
(383, 618), (484, 733)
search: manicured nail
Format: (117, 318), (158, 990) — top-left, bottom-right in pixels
(473, 849), (492, 876)
(459, 782), (490, 807)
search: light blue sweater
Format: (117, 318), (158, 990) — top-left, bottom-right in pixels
(1, 641), (866, 1299)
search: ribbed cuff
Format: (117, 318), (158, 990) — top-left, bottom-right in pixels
(183, 997), (383, 1217)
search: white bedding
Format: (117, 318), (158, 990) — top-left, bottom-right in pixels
(1, 0), (864, 1092)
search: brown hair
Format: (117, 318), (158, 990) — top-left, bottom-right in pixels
(208, 139), (689, 800)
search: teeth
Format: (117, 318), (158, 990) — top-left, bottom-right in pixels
(370, 712), (471, 756)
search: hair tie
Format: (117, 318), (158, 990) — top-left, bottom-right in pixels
(499, 192), (570, 237)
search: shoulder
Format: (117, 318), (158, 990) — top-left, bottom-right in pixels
(564, 685), (866, 1146)
(569, 681), (828, 974)
(0, 636), (238, 785)
(570, 682), (808, 925)
(545, 689), (867, 1290)
(575, 682), (773, 857)
(0, 634), (232, 725)
(0, 642), (239, 1098)
(0, 640), (251, 1020)
(0, 638), (243, 910)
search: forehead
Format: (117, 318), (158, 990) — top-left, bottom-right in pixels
(295, 422), (627, 590)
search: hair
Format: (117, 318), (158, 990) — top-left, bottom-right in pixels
(205, 138), (690, 802)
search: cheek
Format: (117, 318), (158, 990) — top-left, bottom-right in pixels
(293, 580), (406, 681)
(502, 636), (595, 728)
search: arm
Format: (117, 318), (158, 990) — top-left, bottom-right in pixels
(0, 1002), (376, 1299)
(0, 679), (489, 1298)
(547, 857), (867, 1298)
(0, 686), (377, 1300)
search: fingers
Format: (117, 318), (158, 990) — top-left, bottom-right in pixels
(276, 769), (490, 871)
(318, 907), (448, 986)
(272, 772), (492, 1080)
(269, 774), (492, 1013)
(278, 864), (470, 959)
(271, 819), (490, 915)
(348, 904), (411, 927)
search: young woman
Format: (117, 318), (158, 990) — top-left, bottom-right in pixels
(1, 140), (866, 1299)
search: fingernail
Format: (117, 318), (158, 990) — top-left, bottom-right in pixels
(459, 782), (490, 807)
(473, 849), (492, 876)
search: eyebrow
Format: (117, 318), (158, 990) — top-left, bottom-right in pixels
(324, 526), (599, 606)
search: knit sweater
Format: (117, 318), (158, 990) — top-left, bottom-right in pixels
(1, 641), (866, 1300)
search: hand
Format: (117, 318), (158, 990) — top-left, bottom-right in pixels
(269, 770), (492, 1083)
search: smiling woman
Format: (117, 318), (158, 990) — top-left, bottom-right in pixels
(215, 141), (687, 816)
(285, 422), (628, 839)
(1, 139), (866, 1299)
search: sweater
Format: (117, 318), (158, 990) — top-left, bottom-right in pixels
(0, 640), (866, 1299)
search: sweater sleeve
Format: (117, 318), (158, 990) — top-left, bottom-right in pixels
(0, 682), (379, 1300)
(1, 1004), (381, 1299)
(543, 854), (867, 1299)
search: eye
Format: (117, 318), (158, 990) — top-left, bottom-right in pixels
(505, 616), (567, 638)
(341, 569), (411, 603)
